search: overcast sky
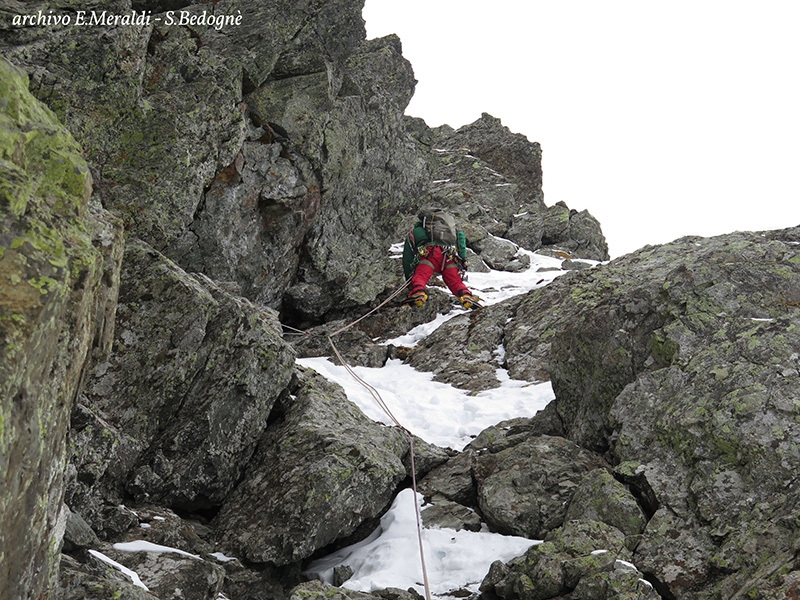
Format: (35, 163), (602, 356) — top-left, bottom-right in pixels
(362, 1), (800, 258)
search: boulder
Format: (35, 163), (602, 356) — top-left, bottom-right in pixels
(79, 239), (296, 518)
(465, 410), (566, 453)
(62, 506), (101, 553)
(564, 469), (647, 541)
(480, 520), (658, 600)
(510, 201), (609, 262)
(405, 295), (524, 391)
(474, 435), (608, 539)
(288, 580), (415, 600)
(57, 553), (160, 600)
(472, 235), (529, 272)
(417, 449), (478, 507)
(100, 544), (226, 600)
(500, 227), (800, 598)
(214, 367), (409, 566)
(420, 496), (483, 532)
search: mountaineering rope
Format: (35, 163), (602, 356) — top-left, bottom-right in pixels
(327, 276), (412, 338)
(325, 277), (434, 600)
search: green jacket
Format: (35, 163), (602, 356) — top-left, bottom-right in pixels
(402, 222), (467, 279)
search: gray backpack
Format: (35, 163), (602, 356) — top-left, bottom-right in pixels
(418, 207), (457, 246)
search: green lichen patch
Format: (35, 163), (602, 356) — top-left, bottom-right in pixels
(0, 55), (117, 600)
(0, 60), (91, 219)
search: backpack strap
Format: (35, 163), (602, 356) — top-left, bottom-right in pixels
(407, 227), (417, 253)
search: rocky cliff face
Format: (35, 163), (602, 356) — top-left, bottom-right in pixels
(425, 228), (800, 599)
(2, 1), (798, 600)
(0, 58), (124, 600)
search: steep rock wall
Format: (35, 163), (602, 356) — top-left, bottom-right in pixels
(0, 0), (433, 319)
(0, 57), (123, 600)
(1, 0), (606, 325)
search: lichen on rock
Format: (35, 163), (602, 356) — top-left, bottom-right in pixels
(1, 56), (123, 600)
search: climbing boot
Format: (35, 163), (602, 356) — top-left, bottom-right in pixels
(458, 293), (482, 310)
(402, 290), (428, 308)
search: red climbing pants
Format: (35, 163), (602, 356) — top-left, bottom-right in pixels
(409, 245), (471, 298)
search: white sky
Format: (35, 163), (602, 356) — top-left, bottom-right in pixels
(362, 1), (800, 258)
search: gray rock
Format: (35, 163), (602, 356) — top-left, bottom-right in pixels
(427, 114), (608, 262)
(465, 416), (563, 453)
(559, 209), (609, 261)
(66, 400), (131, 528)
(433, 113), (545, 208)
(287, 581), (422, 600)
(501, 227), (800, 598)
(118, 507), (213, 558)
(290, 288), (456, 365)
(472, 236), (524, 272)
(474, 435), (608, 539)
(57, 553), (160, 600)
(564, 469), (647, 541)
(214, 367), (409, 565)
(63, 506), (101, 552)
(220, 562), (300, 600)
(285, 282), (337, 321)
(417, 450), (478, 507)
(405, 296), (523, 392)
(1, 1), (431, 320)
(421, 496), (483, 532)
(480, 520), (655, 600)
(164, 141), (313, 308)
(83, 239), (296, 513)
(294, 324), (391, 369)
(507, 211), (545, 255)
(464, 403), (567, 454)
(289, 580), (383, 600)
(333, 564), (355, 586)
(13, 0), (800, 598)
(631, 507), (715, 597)
(535, 202), (608, 260)
(465, 247), (492, 273)
(103, 544), (226, 600)
(560, 258), (595, 271)
(245, 33), (431, 311)
(0, 58), (123, 600)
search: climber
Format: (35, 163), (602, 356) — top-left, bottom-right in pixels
(401, 207), (482, 310)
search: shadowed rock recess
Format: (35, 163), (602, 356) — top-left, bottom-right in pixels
(1, 1), (799, 599)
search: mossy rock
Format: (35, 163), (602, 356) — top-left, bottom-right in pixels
(1, 57), (119, 600)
